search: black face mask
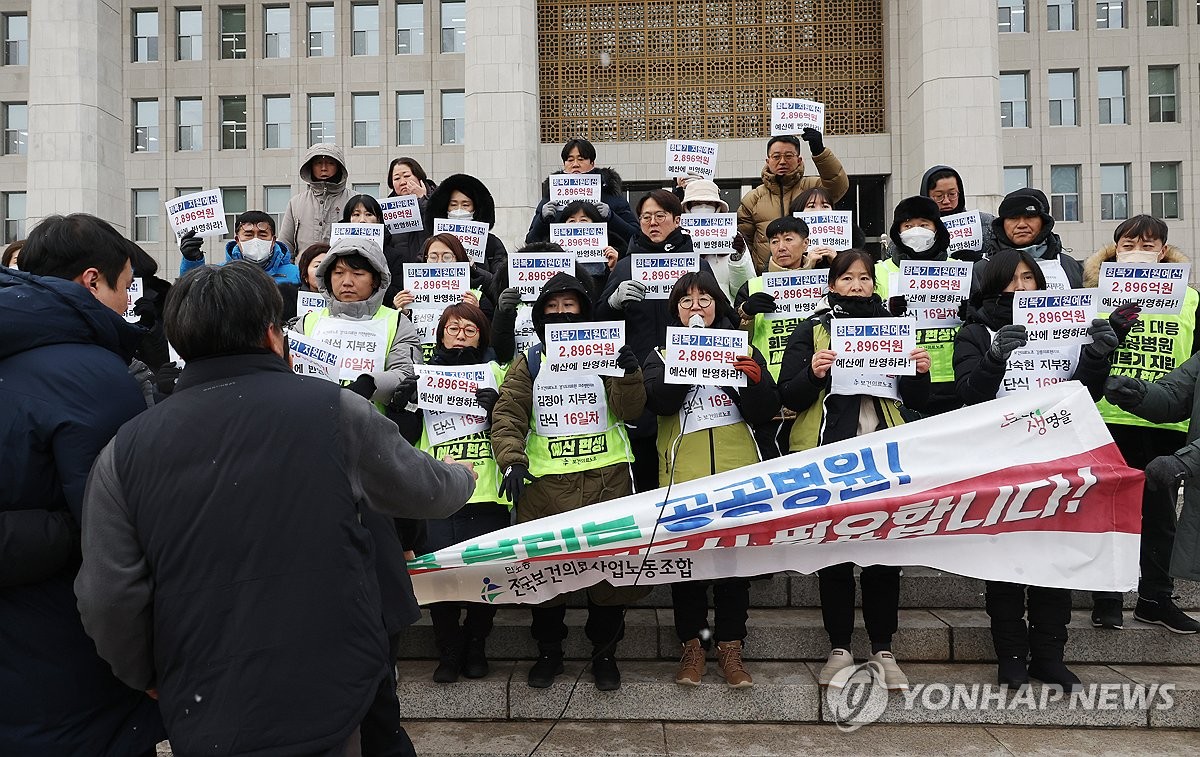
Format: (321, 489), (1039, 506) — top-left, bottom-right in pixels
(540, 312), (582, 327)
(435, 345), (483, 366)
(978, 292), (1015, 328)
(827, 292), (882, 318)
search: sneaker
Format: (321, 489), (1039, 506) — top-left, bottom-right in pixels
(1134, 594), (1200, 634)
(675, 638), (706, 686)
(996, 655), (1028, 688)
(1028, 658), (1081, 693)
(716, 640), (753, 689)
(1091, 597), (1124, 630)
(818, 648), (855, 687)
(591, 653), (621, 692)
(526, 645), (564, 689)
(867, 650), (908, 690)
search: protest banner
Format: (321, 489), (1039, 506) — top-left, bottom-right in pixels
(664, 326), (748, 387)
(545, 321), (625, 376)
(679, 213), (737, 254)
(433, 218), (489, 265)
(795, 211), (853, 250)
(665, 140), (719, 179)
(123, 278), (143, 323)
(379, 195), (423, 233)
(409, 382), (1143, 604)
(165, 189), (227, 240)
(1000, 346), (1080, 396)
(508, 251), (576, 301)
(830, 318), (917, 375)
(761, 270), (827, 319)
(896, 260), (972, 309)
(403, 263), (470, 307)
(310, 316), (390, 381)
(1098, 262), (1189, 314)
(548, 174), (602, 203)
(549, 223), (608, 265)
(1014, 289), (1098, 346)
(415, 363), (498, 414)
(631, 252), (701, 299)
(296, 290), (328, 319)
(287, 330), (341, 382)
(770, 98), (825, 135)
(941, 210), (984, 254)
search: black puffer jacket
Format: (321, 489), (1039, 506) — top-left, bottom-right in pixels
(424, 174), (508, 274)
(525, 167), (640, 245)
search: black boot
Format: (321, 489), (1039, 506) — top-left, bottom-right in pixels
(527, 642), (564, 688)
(590, 646), (621, 692)
(996, 655), (1029, 687)
(1028, 658), (1081, 692)
(1027, 587), (1078, 692)
(462, 636), (489, 679)
(432, 644), (462, 684)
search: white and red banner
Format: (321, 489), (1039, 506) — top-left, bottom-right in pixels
(410, 382), (1142, 604)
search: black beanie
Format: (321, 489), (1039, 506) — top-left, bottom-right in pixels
(888, 196), (950, 256)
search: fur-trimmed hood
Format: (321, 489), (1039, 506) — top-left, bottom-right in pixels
(1082, 243), (1187, 288)
(425, 173), (497, 228)
(539, 167), (625, 199)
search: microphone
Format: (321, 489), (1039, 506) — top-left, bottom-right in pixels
(688, 313), (705, 328)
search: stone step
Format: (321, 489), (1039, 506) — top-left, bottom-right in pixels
(396, 607), (1200, 666)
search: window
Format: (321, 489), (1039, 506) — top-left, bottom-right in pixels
(1099, 164), (1129, 220)
(132, 10), (158, 62)
(1048, 70), (1077, 127)
(352, 4), (379, 56)
(1146, 0), (1175, 24)
(352, 183), (378, 196)
(999, 72), (1028, 128)
(221, 187), (247, 240)
(4, 13), (28, 65)
(998, 0), (1027, 32)
(220, 6), (247, 59)
(3, 192), (25, 243)
(396, 91), (424, 145)
(1047, 0), (1076, 29)
(177, 9), (202, 61)
(1096, 0), (1126, 27)
(441, 90), (464, 144)
(264, 185), (291, 229)
(352, 93), (380, 147)
(1097, 68), (1127, 124)
(177, 98), (203, 151)
(133, 99), (159, 152)
(220, 96), (247, 150)
(175, 186), (201, 200)
(395, 0), (424, 54)
(1050, 165), (1080, 221)
(133, 189), (160, 242)
(264, 6), (291, 58)
(3, 102), (27, 155)
(441, 1), (465, 53)
(1004, 166), (1032, 194)
(1151, 162), (1180, 219)
(1148, 66), (1178, 122)
(264, 95), (291, 149)
(308, 94), (335, 145)
(308, 5), (334, 57)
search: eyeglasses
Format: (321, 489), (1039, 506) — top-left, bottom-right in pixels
(679, 295), (714, 310)
(445, 324), (479, 337)
(640, 211), (670, 223)
(768, 152), (799, 162)
(426, 252), (458, 262)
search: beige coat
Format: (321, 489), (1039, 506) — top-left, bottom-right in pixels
(278, 143), (355, 258)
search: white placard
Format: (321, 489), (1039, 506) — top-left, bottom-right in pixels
(664, 326), (748, 387)
(424, 409), (489, 446)
(403, 263), (470, 307)
(1098, 262), (1189, 315)
(896, 260), (972, 309)
(409, 307), (440, 345)
(311, 316), (390, 381)
(665, 140), (719, 179)
(998, 345), (1081, 397)
(795, 211), (853, 250)
(379, 195), (423, 234)
(330, 223), (385, 249)
(761, 270), (828, 319)
(942, 210), (984, 254)
(910, 306), (963, 329)
(415, 363), (498, 414)
(631, 252), (701, 299)
(679, 213), (737, 254)
(545, 321), (625, 376)
(433, 218), (489, 265)
(165, 189), (228, 240)
(508, 251), (576, 301)
(296, 290), (329, 319)
(770, 98), (825, 135)
(830, 371), (901, 400)
(288, 329), (341, 383)
(123, 277), (144, 323)
(548, 174), (602, 204)
(533, 373), (608, 438)
(680, 385), (744, 432)
(830, 318), (917, 375)
(514, 304), (539, 354)
(549, 223), (608, 265)
(1038, 259), (1071, 291)
(1014, 289), (1098, 346)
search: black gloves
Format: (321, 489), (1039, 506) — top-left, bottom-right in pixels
(731, 234), (747, 255)
(475, 387), (499, 422)
(391, 373), (419, 409)
(500, 463), (536, 505)
(179, 229), (204, 262)
(1103, 375), (1147, 410)
(1109, 301), (1142, 341)
(740, 292), (777, 317)
(1144, 454), (1190, 491)
(800, 128), (825, 156)
(988, 324), (1028, 363)
(496, 286), (522, 314)
(888, 295), (908, 317)
(344, 374), (376, 401)
(616, 344), (640, 374)
(1084, 318), (1119, 359)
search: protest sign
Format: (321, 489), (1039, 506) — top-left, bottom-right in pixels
(941, 210), (984, 254)
(415, 364), (498, 414)
(1038, 259), (1071, 291)
(770, 98), (825, 135)
(761, 270), (827, 319)
(533, 374), (608, 438)
(1014, 289), (1098, 346)
(665, 140), (719, 179)
(296, 290), (329, 319)
(549, 223), (608, 265)
(329, 223), (384, 249)
(679, 213), (737, 254)
(165, 189), (227, 240)
(681, 385), (745, 433)
(424, 409), (489, 447)
(896, 260), (972, 309)
(379, 195), (423, 234)
(631, 252), (701, 299)
(433, 218), (489, 265)
(548, 174), (601, 203)
(310, 316), (390, 382)
(1000, 346), (1081, 396)
(123, 278), (143, 323)
(409, 307), (440, 346)
(545, 321), (625, 376)
(514, 304), (539, 354)
(403, 263), (470, 307)
(287, 330), (341, 382)
(1098, 262), (1189, 315)
(795, 211), (853, 250)
(831, 371), (901, 401)
(830, 318), (917, 375)
(664, 326), (748, 387)
(508, 251), (576, 301)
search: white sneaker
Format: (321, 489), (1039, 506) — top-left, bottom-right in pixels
(818, 648), (855, 687)
(868, 650), (909, 690)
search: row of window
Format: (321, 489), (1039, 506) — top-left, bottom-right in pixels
(999, 66), (1181, 127)
(998, 0), (1198, 31)
(131, 2), (463, 63)
(1002, 163), (1182, 222)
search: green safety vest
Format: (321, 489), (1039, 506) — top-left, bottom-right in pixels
(875, 257), (958, 384)
(417, 361), (511, 508)
(1097, 286), (1198, 432)
(303, 304), (400, 414)
(747, 276), (809, 381)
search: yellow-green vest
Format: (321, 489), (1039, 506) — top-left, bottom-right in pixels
(747, 276), (809, 381)
(874, 257), (957, 384)
(656, 399), (760, 487)
(1098, 286), (1198, 432)
(303, 305), (400, 413)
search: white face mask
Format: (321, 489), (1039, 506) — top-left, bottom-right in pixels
(447, 209), (473, 221)
(899, 227), (936, 253)
(689, 204), (718, 215)
(240, 238), (273, 263)
(1115, 250), (1161, 264)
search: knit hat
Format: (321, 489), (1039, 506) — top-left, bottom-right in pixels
(681, 179), (729, 213)
(997, 187), (1053, 226)
(888, 196), (950, 256)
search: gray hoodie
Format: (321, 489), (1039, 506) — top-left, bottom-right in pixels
(279, 143), (356, 258)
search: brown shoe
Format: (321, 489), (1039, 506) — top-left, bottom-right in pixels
(675, 638), (706, 685)
(716, 640), (753, 688)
